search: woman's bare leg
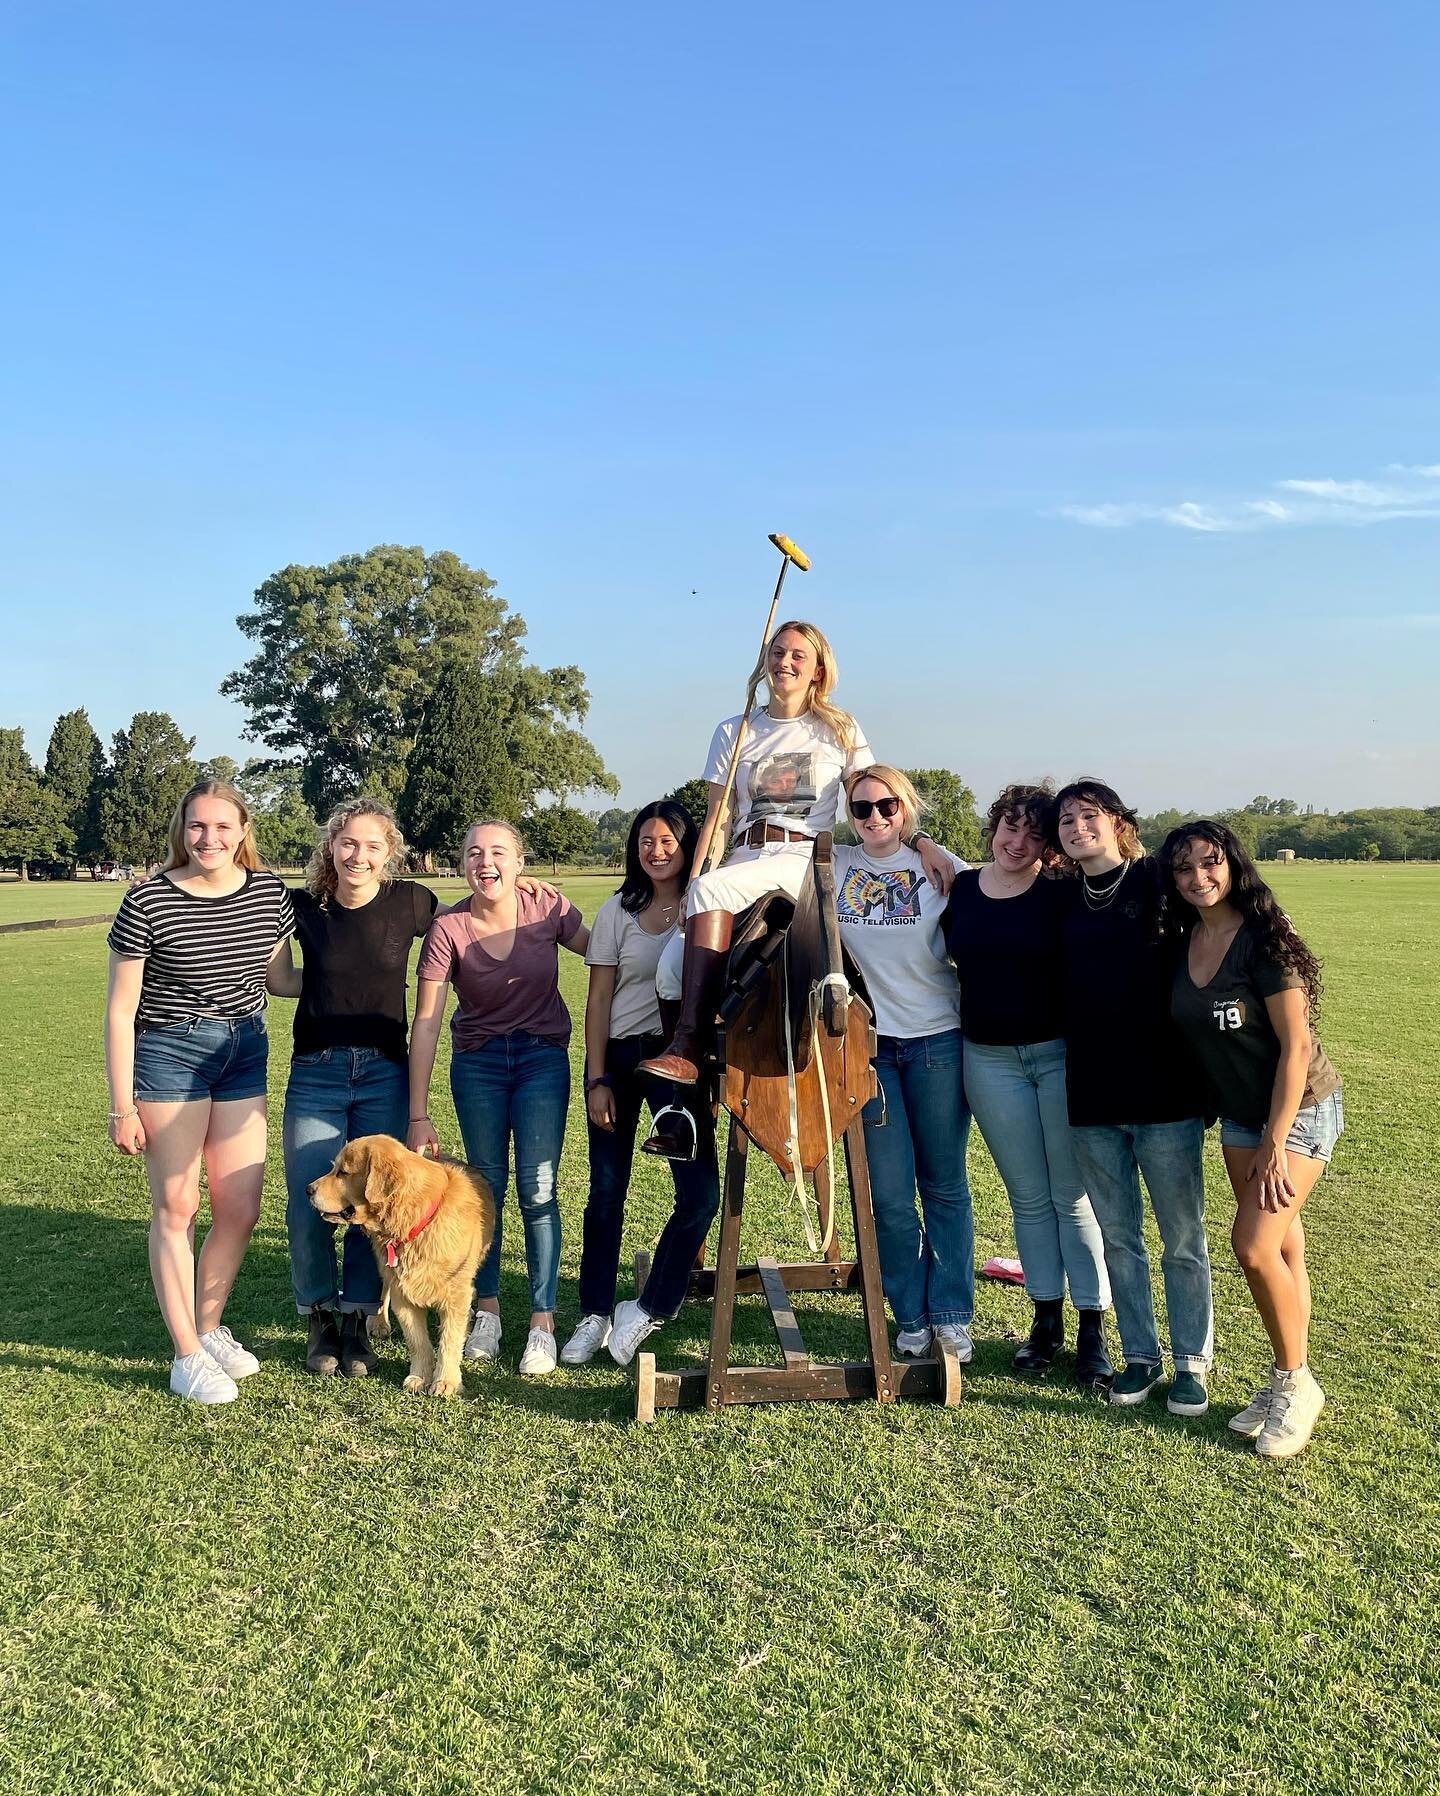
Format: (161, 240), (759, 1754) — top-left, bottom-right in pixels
(140, 1099), (211, 1357)
(1224, 1147), (1326, 1371)
(196, 1096), (268, 1333)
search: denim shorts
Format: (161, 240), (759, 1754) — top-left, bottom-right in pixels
(1220, 1090), (1344, 1163)
(134, 1013), (270, 1104)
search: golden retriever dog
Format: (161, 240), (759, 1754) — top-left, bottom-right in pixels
(307, 1135), (495, 1397)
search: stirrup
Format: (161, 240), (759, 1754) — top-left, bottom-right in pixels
(641, 1103), (698, 1163)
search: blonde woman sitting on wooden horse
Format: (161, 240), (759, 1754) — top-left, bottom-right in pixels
(640, 620), (955, 1092)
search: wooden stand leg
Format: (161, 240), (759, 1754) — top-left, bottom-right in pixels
(635, 1351), (657, 1424)
(704, 1123), (749, 1411)
(844, 1119), (895, 1403)
(633, 1249), (652, 1300)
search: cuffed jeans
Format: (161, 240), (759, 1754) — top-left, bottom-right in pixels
(963, 1038), (1110, 1311)
(861, 1028), (974, 1332)
(451, 1032), (569, 1314)
(283, 1047), (408, 1315)
(1069, 1119), (1213, 1372)
(578, 1033), (721, 1320)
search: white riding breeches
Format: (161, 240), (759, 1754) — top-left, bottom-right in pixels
(656, 841), (815, 1000)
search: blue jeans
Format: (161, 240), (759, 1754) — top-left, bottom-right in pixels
(450, 1032), (569, 1314)
(579, 1034), (721, 1320)
(963, 1039), (1111, 1311)
(283, 1048), (408, 1315)
(860, 1028), (973, 1332)
(1069, 1119), (1213, 1372)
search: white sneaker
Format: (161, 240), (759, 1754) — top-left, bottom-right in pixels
(560, 1313), (612, 1365)
(170, 1348), (238, 1406)
(462, 1310), (502, 1362)
(896, 1326), (933, 1356)
(934, 1323), (974, 1364)
(1228, 1376), (1276, 1438)
(198, 1325), (260, 1379)
(1256, 1366), (1326, 1460)
(608, 1299), (662, 1367)
(517, 1327), (558, 1377)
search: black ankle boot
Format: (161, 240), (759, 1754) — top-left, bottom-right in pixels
(1013, 1298), (1065, 1374)
(1074, 1309), (1114, 1390)
(340, 1310), (378, 1378)
(305, 1305), (342, 1376)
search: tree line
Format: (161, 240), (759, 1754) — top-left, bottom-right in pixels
(3, 543), (1436, 877)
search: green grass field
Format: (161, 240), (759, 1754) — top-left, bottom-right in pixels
(2, 866), (1437, 1795)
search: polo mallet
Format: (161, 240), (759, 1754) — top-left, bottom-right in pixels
(700, 533), (811, 877)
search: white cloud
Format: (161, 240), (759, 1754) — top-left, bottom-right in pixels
(1058, 459), (1440, 533)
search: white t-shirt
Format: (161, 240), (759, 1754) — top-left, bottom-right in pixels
(703, 708), (872, 840)
(584, 893), (679, 1039)
(833, 843), (968, 1039)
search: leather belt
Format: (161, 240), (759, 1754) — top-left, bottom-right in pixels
(735, 821), (812, 849)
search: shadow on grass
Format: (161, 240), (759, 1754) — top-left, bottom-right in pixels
(3, 1204), (1260, 1445)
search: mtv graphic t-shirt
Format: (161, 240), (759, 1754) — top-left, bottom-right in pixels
(833, 843), (966, 1039)
(703, 709), (871, 839)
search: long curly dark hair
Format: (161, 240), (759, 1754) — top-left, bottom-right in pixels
(1158, 819), (1323, 1013)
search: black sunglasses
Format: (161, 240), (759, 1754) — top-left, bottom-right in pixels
(850, 796), (901, 820)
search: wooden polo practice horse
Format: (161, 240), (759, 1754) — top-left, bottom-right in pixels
(632, 832), (964, 1421)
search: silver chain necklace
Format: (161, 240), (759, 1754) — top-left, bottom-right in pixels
(1082, 859), (1131, 911)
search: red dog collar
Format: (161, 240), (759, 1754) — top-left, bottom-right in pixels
(384, 1193), (444, 1268)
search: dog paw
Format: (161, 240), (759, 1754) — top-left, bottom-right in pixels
(425, 1375), (460, 1398)
(402, 1373), (427, 1393)
(367, 1313), (392, 1344)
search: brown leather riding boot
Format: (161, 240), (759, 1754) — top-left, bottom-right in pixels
(637, 911), (733, 1085)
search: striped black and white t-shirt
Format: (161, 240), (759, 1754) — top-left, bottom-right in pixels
(107, 870), (296, 1029)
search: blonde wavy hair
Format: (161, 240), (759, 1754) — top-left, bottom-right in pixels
(750, 620), (859, 751)
(844, 763), (924, 840)
(161, 781), (260, 874)
(307, 797), (407, 900)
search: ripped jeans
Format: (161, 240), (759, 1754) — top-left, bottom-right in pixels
(450, 1031), (570, 1313)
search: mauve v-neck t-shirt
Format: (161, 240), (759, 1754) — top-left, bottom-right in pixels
(418, 888), (583, 1053)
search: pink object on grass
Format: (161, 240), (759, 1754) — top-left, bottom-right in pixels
(981, 1256), (1026, 1285)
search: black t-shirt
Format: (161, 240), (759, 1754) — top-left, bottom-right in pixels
(1059, 857), (1206, 1127)
(942, 871), (1067, 1046)
(1171, 922), (1341, 1129)
(291, 881), (439, 1062)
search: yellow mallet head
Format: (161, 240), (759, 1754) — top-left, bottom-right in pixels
(768, 532), (811, 572)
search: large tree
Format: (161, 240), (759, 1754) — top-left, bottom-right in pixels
(397, 661), (526, 862)
(662, 778), (712, 832)
(904, 768), (983, 863)
(0, 728), (73, 877)
(44, 708), (106, 865)
(99, 712), (196, 866)
(220, 544), (614, 813)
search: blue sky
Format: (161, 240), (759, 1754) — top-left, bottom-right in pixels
(2, 2), (1437, 813)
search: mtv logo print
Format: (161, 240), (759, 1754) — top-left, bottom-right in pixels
(837, 866), (922, 923)
(750, 750), (817, 821)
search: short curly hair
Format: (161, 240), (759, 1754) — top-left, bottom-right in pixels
(983, 780), (1055, 848)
